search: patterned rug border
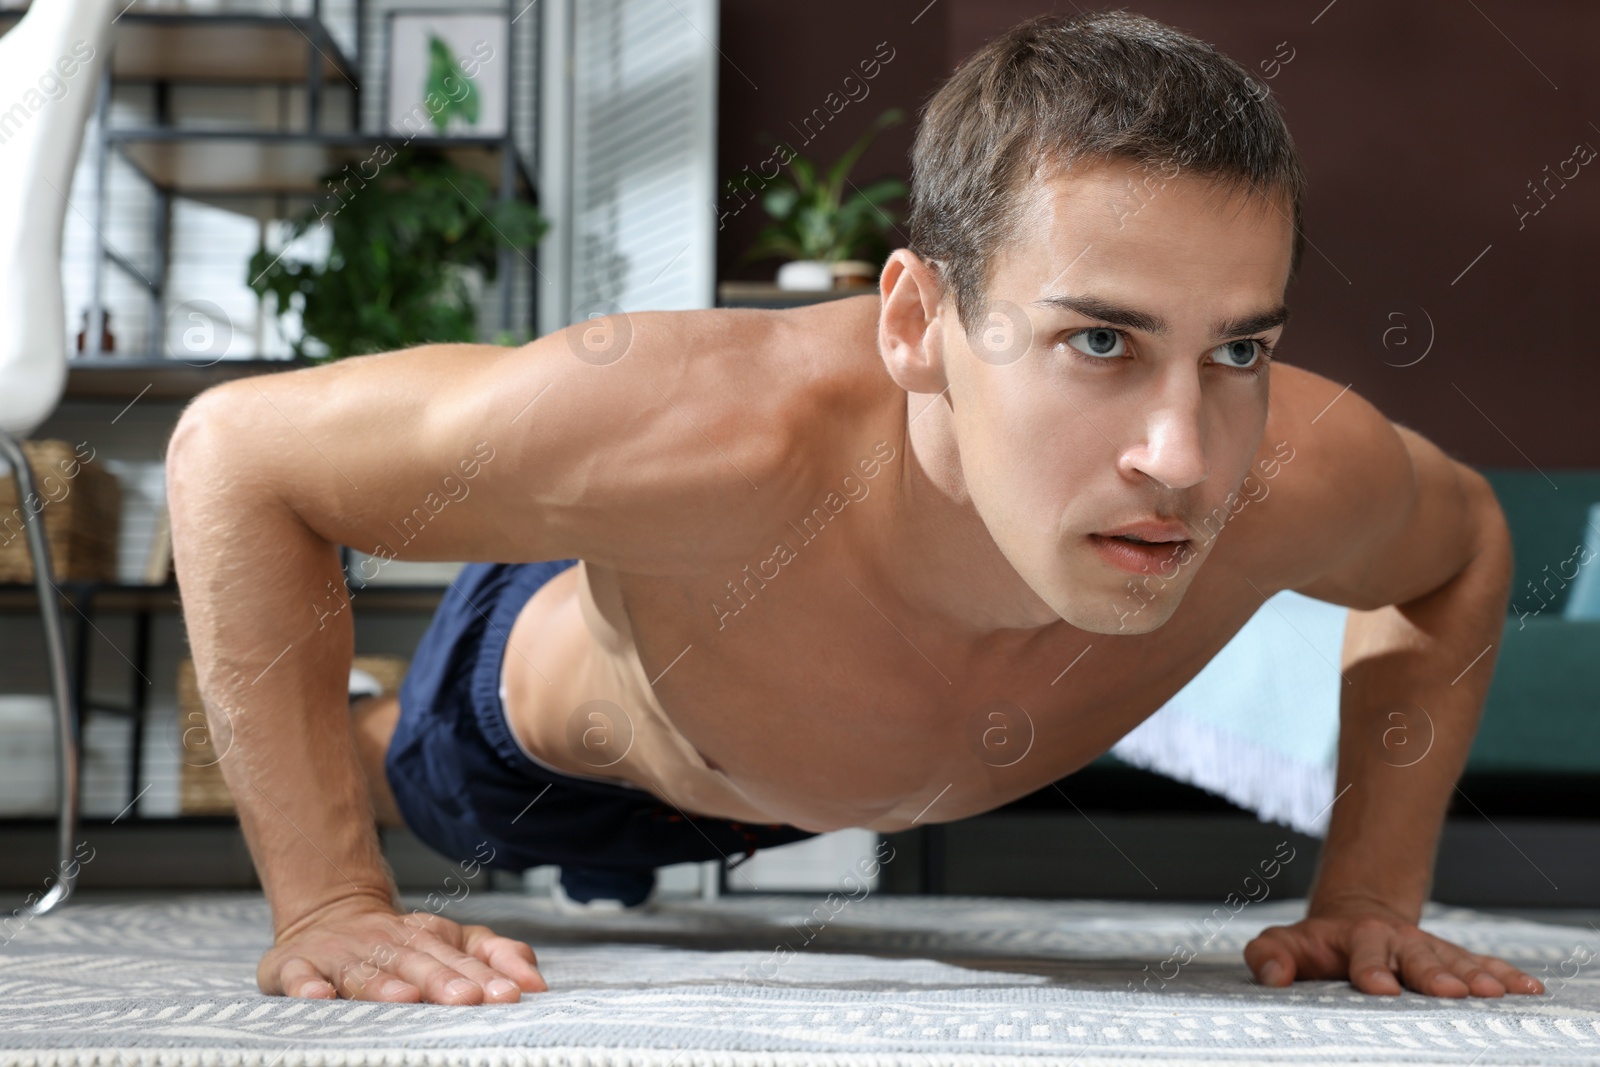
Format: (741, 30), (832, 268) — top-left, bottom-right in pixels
(0, 1049), (1484, 1067)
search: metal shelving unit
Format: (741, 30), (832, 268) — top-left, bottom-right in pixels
(13, 0), (544, 363)
(74, 2), (361, 358)
(0, 2), (542, 830)
(0, 578), (449, 824)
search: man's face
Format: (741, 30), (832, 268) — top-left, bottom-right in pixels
(939, 158), (1294, 635)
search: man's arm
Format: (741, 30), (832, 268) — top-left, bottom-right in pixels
(166, 341), (573, 1004)
(1242, 399), (1542, 997)
(166, 313), (777, 1003)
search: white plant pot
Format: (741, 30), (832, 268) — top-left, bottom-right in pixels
(775, 260), (834, 291)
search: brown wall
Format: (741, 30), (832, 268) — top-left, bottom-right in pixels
(716, 2), (948, 282)
(718, 1), (1599, 469)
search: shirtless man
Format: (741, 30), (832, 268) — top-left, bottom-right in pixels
(166, 11), (1544, 1006)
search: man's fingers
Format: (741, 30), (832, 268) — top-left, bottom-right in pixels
(1245, 923), (1347, 984)
(333, 954), (420, 1002)
(1394, 936), (1469, 998)
(277, 956), (337, 999)
(388, 944), (484, 1004)
(1459, 965), (1506, 998)
(464, 925), (548, 993)
(1238, 918), (1547, 1000)
(1346, 923), (1403, 995)
(1478, 953), (1545, 995)
(259, 915), (546, 1004)
(1440, 949), (1506, 998)
(413, 933), (526, 1003)
(1242, 929), (1297, 987)
(1258, 954), (1293, 986)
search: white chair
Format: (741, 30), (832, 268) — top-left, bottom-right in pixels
(0, 0), (116, 917)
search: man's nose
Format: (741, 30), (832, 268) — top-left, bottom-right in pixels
(1120, 377), (1210, 491)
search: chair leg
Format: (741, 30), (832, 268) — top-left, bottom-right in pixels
(0, 431), (80, 916)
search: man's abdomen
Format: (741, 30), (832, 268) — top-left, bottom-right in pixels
(500, 560), (787, 825)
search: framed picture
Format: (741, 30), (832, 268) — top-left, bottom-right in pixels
(384, 10), (509, 139)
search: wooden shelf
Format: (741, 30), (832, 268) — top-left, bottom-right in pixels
(64, 357), (316, 401)
(111, 12), (356, 85)
(0, 581), (449, 614)
(0, 582), (182, 614)
(717, 281), (877, 309)
(109, 131), (531, 201)
(0, 7), (357, 85)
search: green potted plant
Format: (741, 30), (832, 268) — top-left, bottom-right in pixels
(247, 148), (547, 360)
(737, 108), (909, 291)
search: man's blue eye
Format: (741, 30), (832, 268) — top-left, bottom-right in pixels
(1064, 329), (1272, 373)
(1212, 339), (1263, 369)
(1068, 327), (1125, 358)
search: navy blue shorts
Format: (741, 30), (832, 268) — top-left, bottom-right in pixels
(386, 559), (819, 875)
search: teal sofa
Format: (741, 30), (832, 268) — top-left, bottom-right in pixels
(1467, 469), (1600, 773)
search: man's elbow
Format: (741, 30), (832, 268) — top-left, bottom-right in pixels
(165, 383), (249, 515)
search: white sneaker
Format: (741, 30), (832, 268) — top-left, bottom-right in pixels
(348, 667), (384, 706)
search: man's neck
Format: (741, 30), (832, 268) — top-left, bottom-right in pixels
(862, 387), (1066, 640)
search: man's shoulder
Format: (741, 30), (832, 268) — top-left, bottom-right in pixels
(1234, 363), (1415, 595)
(642, 294), (891, 464)
(529, 296), (895, 572)
(674, 294), (889, 403)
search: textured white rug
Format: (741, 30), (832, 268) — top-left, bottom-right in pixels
(2, 890), (1599, 1065)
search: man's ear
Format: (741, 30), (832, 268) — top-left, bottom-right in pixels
(877, 248), (950, 395)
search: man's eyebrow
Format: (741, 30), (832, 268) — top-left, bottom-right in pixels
(1029, 293), (1291, 339)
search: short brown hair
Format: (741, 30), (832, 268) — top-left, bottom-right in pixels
(907, 10), (1308, 334)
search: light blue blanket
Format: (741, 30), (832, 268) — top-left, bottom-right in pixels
(1112, 590), (1348, 835)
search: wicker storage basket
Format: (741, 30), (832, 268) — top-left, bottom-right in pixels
(0, 439), (121, 583)
(177, 654), (411, 815)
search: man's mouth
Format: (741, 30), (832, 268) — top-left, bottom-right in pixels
(1093, 518), (1193, 544)
(1094, 532), (1189, 547)
(1087, 532), (1193, 576)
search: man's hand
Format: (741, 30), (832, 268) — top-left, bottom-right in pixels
(1243, 898), (1545, 998)
(258, 900), (548, 1004)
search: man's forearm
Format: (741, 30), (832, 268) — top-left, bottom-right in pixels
(1309, 485), (1514, 920)
(168, 392), (400, 937)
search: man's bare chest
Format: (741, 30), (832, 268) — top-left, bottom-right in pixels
(557, 540), (1273, 832)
